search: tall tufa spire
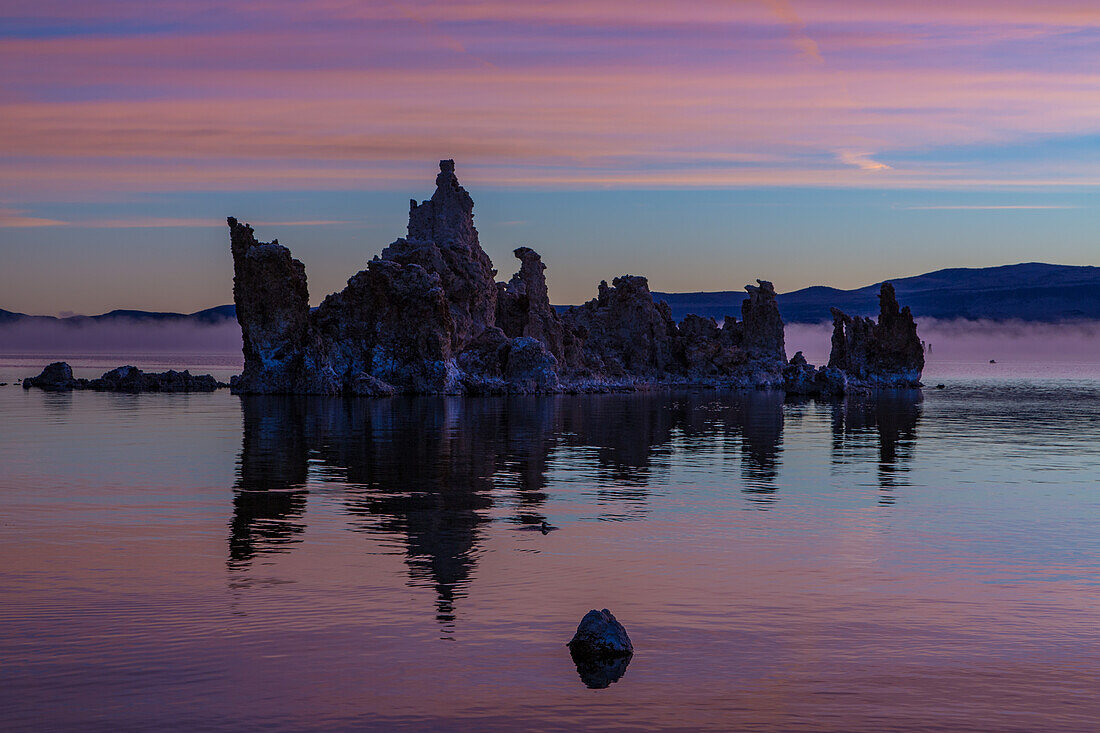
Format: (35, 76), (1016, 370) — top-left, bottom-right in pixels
(408, 159), (477, 249)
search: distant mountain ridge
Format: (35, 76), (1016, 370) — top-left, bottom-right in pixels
(0, 304), (236, 326)
(3, 263), (1098, 326)
(655, 262), (1100, 323)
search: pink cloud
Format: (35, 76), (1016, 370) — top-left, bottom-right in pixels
(0, 207), (67, 227)
(2, 1), (1100, 196)
(0, 211), (353, 227)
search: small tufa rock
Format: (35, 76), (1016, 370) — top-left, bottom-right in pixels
(567, 608), (634, 659)
(22, 362), (77, 391)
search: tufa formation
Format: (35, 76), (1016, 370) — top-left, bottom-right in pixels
(828, 283), (926, 388)
(227, 160), (922, 395)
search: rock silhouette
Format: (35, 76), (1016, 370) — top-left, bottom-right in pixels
(567, 608), (634, 659)
(23, 362), (225, 392)
(229, 160), (923, 395)
(829, 283), (926, 388)
(22, 361), (77, 391)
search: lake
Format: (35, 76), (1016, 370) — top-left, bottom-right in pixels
(3, 352), (1100, 730)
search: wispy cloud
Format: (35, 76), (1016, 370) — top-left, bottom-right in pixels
(837, 151), (892, 171)
(898, 205), (1081, 210)
(762, 0), (824, 64)
(0, 213), (353, 228)
(0, 207), (67, 227)
(2, 0), (1100, 196)
(77, 218), (353, 228)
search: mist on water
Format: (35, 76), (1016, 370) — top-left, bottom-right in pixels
(0, 319), (242, 354)
(786, 319), (1100, 377)
(1, 317), (1098, 378)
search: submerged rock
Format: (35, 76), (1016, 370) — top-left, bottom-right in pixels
(829, 283), (925, 388)
(22, 362), (226, 392)
(567, 608), (634, 659)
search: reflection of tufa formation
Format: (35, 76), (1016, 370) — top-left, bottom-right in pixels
(228, 160), (923, 395)
(228, 392), (922, 628)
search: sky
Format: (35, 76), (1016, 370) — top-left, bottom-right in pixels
(1, 0), (1098, 314)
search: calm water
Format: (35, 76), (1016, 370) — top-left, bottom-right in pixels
(3, 354), (1100, 731)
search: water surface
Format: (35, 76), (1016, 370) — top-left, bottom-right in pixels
(3, 355), (1100, 730)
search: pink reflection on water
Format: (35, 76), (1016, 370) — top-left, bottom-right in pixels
(2, 382), (1100, 729)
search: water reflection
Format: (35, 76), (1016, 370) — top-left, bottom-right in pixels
(570, 651), (633, 689)
(732, 393), (785, 505)
(230, 396), (310, 563)
(229, 490), (308, 563)
(230, 391), (920, 623)
(829, 390), (922, 502)
(40, 389), (73, 416)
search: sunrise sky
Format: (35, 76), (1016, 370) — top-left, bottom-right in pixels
(2, 0), (1098, 314)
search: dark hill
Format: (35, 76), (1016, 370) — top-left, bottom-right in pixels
(0, 305), (239, 326)
(654, 263), (1100, 323)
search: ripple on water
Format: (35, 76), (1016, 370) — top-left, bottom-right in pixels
(3, 363), (1100, 730)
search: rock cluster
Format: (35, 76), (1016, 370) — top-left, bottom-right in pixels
(228, 160), (923, 395)
(828, 283), (925, 388)
(558, 276), (788, 389)
(782, 351), (847, 396)
(23, 362), (225, 392)
(229, 161), (561, 396)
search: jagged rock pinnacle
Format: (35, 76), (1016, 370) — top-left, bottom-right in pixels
(828, 282), (925, 388)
